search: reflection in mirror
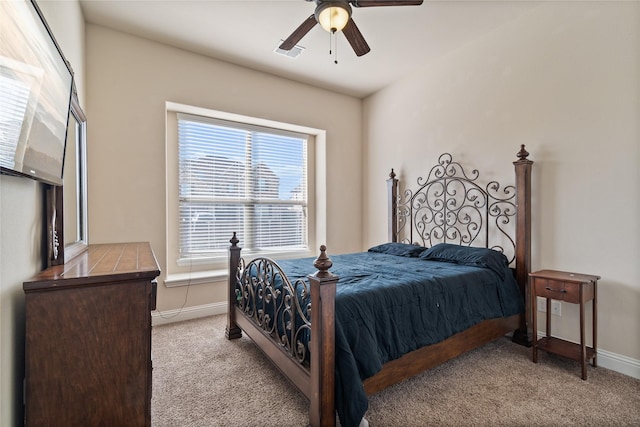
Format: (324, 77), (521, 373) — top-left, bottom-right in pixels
(48, 91), (87, 267)
(64, 106), (78, 245)
(62, 93), (88, 262)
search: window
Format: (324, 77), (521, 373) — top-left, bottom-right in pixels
(177, 113), (309, 261)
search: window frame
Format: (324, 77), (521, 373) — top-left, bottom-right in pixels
(165, 102), (326, 284)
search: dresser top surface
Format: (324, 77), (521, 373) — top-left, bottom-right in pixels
(24, 242), (160, 291)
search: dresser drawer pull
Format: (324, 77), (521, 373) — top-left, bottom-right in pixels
(545, 287), (567, 293)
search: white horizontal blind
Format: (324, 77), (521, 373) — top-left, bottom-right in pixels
(178, 113), (308, 259)
(0, 73), (31, 169)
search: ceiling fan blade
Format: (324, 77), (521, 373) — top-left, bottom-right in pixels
(342, 18), (371, 57)
(279, 15), (317, 50)
(351, 0), (423, 7)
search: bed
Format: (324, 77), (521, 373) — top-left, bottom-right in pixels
(225, 145), (533, 427)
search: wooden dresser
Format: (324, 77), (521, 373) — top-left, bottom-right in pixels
(23, 242), (160, 426)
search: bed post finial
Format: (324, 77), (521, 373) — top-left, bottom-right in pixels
(230, 231), (239, 246)
(516, 144), (530, 162)
(312, 245), (335, 279)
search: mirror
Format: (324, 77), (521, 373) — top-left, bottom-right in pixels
(64, 102), (79, 245)
(46, 90), (87, 266)
(62, 93), (88, 262)
(63, 94), (87, 261)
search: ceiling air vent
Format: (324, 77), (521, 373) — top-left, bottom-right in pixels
(274, 41), (305, 59)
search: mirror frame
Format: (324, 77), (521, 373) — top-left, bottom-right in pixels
(46, 90), (87, 266)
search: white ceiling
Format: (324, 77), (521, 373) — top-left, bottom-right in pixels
(79, 0), (538, 98)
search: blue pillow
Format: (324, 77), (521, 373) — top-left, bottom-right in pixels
(419, 243), (509, 278)
(368, 242), (426, 258)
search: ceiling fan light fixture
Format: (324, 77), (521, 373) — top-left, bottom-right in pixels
(315, 2), (351, 33)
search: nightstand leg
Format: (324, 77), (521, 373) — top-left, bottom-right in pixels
(580, 299), (587, 380)
(593, 280), (598, 368)
(546, 299), (551, 337)
(531, 290), (538, 363)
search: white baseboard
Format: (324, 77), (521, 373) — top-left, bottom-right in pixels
(151, 302), (227, 326)
(536, 331), (640, 380)
(593, 347), (640, 380)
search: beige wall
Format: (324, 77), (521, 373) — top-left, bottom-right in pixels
(363, 2), (640, 362)
(85, 25), (363, 313)
(2, 6), (638, 423)
(0, 176), (40, 427)
(0, 1), (85, 425)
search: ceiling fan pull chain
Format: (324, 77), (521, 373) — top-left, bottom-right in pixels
(333, 28), (338, 64)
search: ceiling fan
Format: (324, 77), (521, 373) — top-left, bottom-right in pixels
(279, 0), (424, 57)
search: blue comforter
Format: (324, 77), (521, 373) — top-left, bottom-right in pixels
(272, 243), (524, 427)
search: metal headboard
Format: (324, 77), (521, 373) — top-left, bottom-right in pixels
(389, 153), (517, 264)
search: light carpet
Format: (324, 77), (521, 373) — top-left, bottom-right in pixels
(152, 314), (640, 426)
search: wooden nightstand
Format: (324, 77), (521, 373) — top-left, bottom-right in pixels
(530, 269), (600, 380)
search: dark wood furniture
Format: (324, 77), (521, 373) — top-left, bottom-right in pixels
(23, 242), (160, 426)
(226, 145), (533, 427)
(530, 269), (599, 380)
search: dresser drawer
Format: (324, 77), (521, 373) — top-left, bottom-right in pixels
(533, 278), (580, 303)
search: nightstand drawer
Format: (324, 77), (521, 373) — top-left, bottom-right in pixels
(533, 278), (580, 303)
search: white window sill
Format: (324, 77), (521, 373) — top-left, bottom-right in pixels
(164, 269), (228, 288)
(167, 249), (315, 288)
(176, 256), (225, 268)
(176, 249), (313, 267)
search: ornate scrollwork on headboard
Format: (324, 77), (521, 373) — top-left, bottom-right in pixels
(394, 153), (517, 264)
(234, 257), (311, 365)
